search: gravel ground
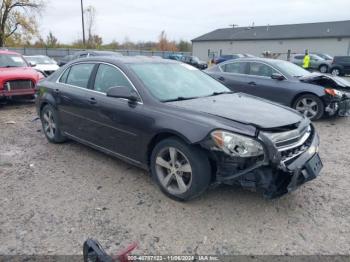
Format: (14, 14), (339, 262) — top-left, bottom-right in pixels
(0, 101), (349, 256)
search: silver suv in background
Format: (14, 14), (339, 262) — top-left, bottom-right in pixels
(291, 54), (331, 73)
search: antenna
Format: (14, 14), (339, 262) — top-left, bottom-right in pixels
(229, 24), (238, 29)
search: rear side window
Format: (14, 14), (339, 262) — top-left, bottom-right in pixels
(66, 63), (95, 88)
(294, 55), (304, 59)
(336, 57), (350, 63)
(221, 62), (246, 74)
(94, 64), (132, 93)
(248, 62), (278, 77)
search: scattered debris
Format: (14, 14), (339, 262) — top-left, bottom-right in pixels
(5, 121), (16, 124)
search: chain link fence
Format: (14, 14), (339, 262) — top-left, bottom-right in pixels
(6, 47), (191, 60)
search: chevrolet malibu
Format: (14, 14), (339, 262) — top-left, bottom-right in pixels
(35, 57), (323, 200)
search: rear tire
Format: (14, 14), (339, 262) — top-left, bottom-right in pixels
(318, 64), (328, 73)
(40, 104), (66, 143)
(293, 94), (324, 120)
(150, 137), (211, 201)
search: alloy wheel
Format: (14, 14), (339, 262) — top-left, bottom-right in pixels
(42, 110), (56, 139)
(155, 147), (192, 195)
(331, 69), (340, 76)
(295, 98), (319, 119)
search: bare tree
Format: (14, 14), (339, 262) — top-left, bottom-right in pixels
(0, 0), (44, 47)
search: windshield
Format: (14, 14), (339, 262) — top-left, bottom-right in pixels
(130, 63), (230, 101)
(25, 56), (55, 64)
(273, 60), (310, 77)
(317, 54), (333, 60)
(192, 57), (200, 63)
(0, 54), (28, 67)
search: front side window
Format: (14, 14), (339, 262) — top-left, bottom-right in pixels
(221, 62), (246, 74)
(94, 64), (132, 93)
(66, 63), (95, 88)
(248, 62), (277, 77)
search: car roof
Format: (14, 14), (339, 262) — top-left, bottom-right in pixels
(0, 49), (22, 55)
(71, 56), (178, 65)
(23, 55), (49, 57)
(221, 57), (278, 63)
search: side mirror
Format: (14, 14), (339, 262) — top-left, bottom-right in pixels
(271, 73), (285, 81)
(29, 62), (37, 67)
(106, 86), (139, 103)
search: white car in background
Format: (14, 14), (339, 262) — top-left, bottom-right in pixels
(24, 55), (59, 76)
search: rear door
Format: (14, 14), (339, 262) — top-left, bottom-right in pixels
(56, 62), (98, 140)
(210, 61), (249, 92)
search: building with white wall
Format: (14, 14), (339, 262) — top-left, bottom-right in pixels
(192, 20), (350, 61)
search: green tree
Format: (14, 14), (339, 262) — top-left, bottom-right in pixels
(177, 40), (191, 52)
(46, 31), (59, 48)
(0, 0), (44, 47)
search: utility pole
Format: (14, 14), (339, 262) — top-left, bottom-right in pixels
(80, 0), (86, 47)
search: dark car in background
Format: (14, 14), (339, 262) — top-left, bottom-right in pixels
(291, 54), (331, 73)
(329, 56), (350, 76)
(181, 55), (208, 69)
(168, 54), (183, 61)
(213, 54), (254, 65)
(206, 58), (350, 120)
(35, 57), (322, 200)
(58, 50), (123, 66)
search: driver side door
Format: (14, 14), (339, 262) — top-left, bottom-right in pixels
(84, 63), (146, 162)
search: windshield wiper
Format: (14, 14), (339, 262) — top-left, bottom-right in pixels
(162, 96), (199, 102)
(1, 65), (17, 68)
(207, 91), (233, 97)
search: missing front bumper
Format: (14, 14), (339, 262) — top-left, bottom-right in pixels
(215, 128), (322, 198)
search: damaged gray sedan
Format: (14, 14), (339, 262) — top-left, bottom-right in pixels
(36, 57), (323, 201)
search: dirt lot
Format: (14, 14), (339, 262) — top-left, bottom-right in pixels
(0, 102), (350, 256)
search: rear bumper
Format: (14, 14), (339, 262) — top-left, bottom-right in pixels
(0, 88), (35, 97)
(213, 127), (322, 198)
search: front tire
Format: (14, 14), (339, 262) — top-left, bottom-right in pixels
(293, 94), (324, 120)
(40, 104), (66, 143)
(150, 137), (211, 201)
(330, 67), (342, 76)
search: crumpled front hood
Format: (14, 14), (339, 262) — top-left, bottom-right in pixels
(167, 93), (304, 129)
(299, 72), (350, 89)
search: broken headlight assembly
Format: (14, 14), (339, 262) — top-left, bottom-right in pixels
(211, 130), (264, 157)
(325, 88), (344, 98)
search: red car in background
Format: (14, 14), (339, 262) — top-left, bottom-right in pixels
(0, 50), (44, 100)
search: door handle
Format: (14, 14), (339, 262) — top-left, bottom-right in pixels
(89, 97), (97, 104)
(217, 76), (225, 82)
(248, 81), (256, 86)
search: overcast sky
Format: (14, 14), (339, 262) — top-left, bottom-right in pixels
(40, 0), (350, 44)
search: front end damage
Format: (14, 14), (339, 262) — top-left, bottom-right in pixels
(203, 118), (323, 198)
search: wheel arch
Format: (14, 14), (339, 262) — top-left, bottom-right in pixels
(318, 63), (329, 71)
(291, 91), (326, 108)
(146, 131), (193, 166)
